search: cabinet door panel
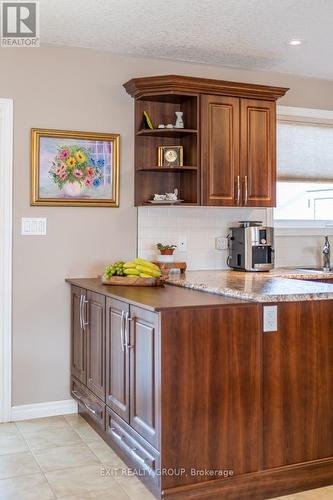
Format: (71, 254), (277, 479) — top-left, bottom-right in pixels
(201, 95), (240, 205)
(106, 298), (130, 422)
(129, 306), (160, 449)
(71, 286), (86, 384)
(160, 304), (261, 489)
(240, 99), (276, 207)
(263, 301), (333, 468)
(86, 291), (106, 401)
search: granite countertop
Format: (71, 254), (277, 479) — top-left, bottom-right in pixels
(166, 268), (333, 303)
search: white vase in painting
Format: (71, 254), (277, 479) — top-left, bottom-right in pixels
(175, 111), (184, 129)
(63, 182), (85, 197)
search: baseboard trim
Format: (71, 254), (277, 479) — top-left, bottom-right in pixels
(11, 399), (78, 421)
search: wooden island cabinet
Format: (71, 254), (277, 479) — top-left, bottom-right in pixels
(67, 279), (333, 499)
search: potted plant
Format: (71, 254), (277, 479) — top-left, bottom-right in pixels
(157, 243), (177, 255)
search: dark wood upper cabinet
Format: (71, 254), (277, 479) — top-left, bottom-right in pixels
(86, 291), (106, 401)
(240, 98), (276, 207)
(106, 298), (130, 421)
(70, 286), (86, 384)
(129, 305), (160, 449)
(201, 95), (240, 205)
(124, 75), (288, 207)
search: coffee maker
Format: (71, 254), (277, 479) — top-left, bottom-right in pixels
(227, 221), (274, 272)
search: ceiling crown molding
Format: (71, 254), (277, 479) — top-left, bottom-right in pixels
(124, 74), (289, 101)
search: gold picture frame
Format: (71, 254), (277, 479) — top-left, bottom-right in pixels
(31, 128), (120, 207)
(157, 145), (183, 168)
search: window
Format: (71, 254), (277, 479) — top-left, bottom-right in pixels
(274, 107), (333, 227)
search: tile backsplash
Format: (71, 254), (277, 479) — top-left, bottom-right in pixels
(137, 206), (268, 270)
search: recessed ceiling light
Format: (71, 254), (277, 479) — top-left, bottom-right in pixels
(287, 39), (303, 46)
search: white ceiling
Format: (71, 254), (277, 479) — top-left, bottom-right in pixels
(41, 0), (333, 80)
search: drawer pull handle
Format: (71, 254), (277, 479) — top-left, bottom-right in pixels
(84, 402), (97, 415)
(131, 447), (148, 466)
(72, 390), (82, 401)
(110, 427), (125, 441)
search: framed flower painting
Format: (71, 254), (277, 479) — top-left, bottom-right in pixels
(31, 129), (120, 206)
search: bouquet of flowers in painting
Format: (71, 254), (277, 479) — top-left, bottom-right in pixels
(49, 145), (104, 197)
(32, 130), (119, 206)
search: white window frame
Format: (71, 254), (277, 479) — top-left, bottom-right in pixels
(0, 99), (13, 422)
(273, 105), (333, 237)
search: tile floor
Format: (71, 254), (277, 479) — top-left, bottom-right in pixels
(0, 414), (332, 500)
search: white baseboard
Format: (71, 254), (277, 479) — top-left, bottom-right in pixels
(11, 399), (78, 421)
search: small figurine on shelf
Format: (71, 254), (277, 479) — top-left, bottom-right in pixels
(142, 111), (154, 129)
(174, 111), (184, 128)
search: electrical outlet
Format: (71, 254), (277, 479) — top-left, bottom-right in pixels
(178, 235), (187, 252)
(263, 306), (278, 332)
(215, 236), (229, 250)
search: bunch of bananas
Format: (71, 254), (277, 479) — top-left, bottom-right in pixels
(123, 258), (162, 278)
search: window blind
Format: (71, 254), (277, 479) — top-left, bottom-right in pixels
(277, 120), (333, 181)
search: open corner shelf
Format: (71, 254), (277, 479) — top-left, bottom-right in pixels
(137, 166), (198, 173)
(136, 128), (198, 138)
(132, 91), (200, 206)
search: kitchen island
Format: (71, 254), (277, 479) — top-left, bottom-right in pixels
(66, 272), (333, 499)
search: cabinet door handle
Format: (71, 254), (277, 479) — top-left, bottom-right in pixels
(236, 175), (240, 205)
(125, 312), (135, 350)
(79, 295), (83, 330)
(120, 311), (125, 352)
(82, 296), (89, 329)
(244, 175), (248, 205)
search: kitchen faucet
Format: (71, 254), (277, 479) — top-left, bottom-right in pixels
(322, 236), (331, 272)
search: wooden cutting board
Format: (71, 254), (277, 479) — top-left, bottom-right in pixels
(101, 276), (165, 287)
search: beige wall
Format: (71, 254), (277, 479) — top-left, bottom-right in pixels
(1, 45), (333, 406)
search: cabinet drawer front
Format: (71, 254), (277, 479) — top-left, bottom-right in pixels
(106, 408), (160, 480)
(106, 298), (130, 421)
(71, 377), (105, 432)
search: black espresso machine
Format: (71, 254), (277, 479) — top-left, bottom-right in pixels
(227, 221), (274, 272)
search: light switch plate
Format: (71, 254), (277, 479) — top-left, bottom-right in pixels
(21, 218), (47, 236)
(263, 305), (278, 332)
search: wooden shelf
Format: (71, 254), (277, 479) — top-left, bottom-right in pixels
(137, 166), (198, 172)
(136, 128), (197, 137)
(142, 202), (199, 206)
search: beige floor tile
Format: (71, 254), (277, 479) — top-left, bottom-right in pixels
(63, 413), (86, 428)
(23, 427), (82, 451)
(271, 485), (333, 499)
(86, 439), (127, 467)
(33, 443), (101, 472)
(45, 464), (125, 497)
(57, 487), (130, 499)
(0, 451), (40, 480)
(114, 473), (156, 500)
(15, 416), (70, 434)
(0, 423), (20, 437)
(0, 434), (29, 455)
(0, 472), (55, 500)
(72, 423), (104, 443)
